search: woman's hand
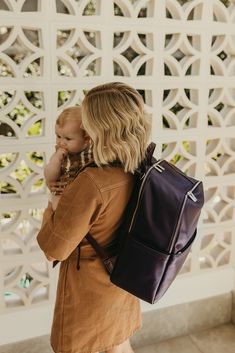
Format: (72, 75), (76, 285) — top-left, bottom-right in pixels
(49, 181), (67, 195)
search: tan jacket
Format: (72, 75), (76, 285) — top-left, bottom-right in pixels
(37, 166), (141, 353)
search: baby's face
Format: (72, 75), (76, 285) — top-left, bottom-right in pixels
(55, 119), (87, 154)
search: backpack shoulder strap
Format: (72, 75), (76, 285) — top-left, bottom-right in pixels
(135, 142), (156, 176)
(85, 233), (110, 261)
(85, 233), (116, 274)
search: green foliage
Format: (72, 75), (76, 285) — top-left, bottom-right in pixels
(0, 152), (44, 194)
(83, 0), (96, 15)
(0, 181), (17, 194)
(27, 121), (42, 136)
(0, 153), (15, 168)
(19, 273), (33, 289)
(8, 102), (32, 128)
(0, 59), (14, 77)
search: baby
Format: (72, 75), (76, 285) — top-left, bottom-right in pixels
(44, 106), (92, 210)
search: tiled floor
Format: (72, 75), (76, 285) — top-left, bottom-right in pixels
(0, 323), (235, 353)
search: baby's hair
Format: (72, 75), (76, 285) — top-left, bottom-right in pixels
(56, 106), (82, 126)
(82, 82), (151, 173)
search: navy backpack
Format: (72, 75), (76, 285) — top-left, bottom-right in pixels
(86, 142), (204, 304)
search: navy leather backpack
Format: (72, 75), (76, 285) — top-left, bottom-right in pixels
(86, 142), (204, 304)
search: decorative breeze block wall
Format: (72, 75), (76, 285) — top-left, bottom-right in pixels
(0, 0), (235, 313)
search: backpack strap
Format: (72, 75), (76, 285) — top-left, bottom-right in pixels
(85, 233), (118, 274)
(135, 142), (156, 176)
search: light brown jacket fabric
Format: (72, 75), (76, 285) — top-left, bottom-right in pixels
(37, 166), (142, 353)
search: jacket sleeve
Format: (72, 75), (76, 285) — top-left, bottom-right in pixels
(37, 171), (103, 261)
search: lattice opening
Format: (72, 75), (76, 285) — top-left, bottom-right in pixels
(31, 285), (49, 304)
(187, 35), (201, 51)
(185, 59), (200, 76)
(21, 0), (40, 12)
(114, 2), (125, 16)
(113, 60), (126, 76)
(113, 32), (126, 48)
(30, 177), (45, 193)
(30, 262), (49, 277)
(13, 219), (35, 244)
(187, 3), (203, 21)
(3, 36), (34, 64)
(4, 291), (24, 308)
(7, 101), (33, 128)
(57, 90), (76, 108)
(213, 3), (228, 22)
(0, 58), (14, 77)
(9, 159), (35, 185)
(83, 58), (101, 76)
(29, 208), (44, 222)
(24, 57), (43, 77)
(0, 153), (17, 172)
(162, 115), (177, 130)
(121, 46), (139, 62)
(137, 5), (147, 18)
(0, 26), (12, 44)
(0, 121), (15, 137)
(1, 238), (23, 255)
(56, 0), (70, 14)
(137, 60), (153, 76)
(200, 232), (231, 268)
(0, 90), (15, 109)
(57, 29), (73, 48)
(84, 31), (100, 47)
(26, 151), (44, 167)
(22, 28), (42, 48)
(218, 51), (227, 61)
(57, 59), (75, 77)
(83, 0), (98, 16)
(165, 0), (181, 20)
(0, 181), (18, 194)
(24, 91), (44, 109)
(0, 0), (11, 11)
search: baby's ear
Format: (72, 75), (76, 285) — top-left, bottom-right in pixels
(84, 133), (91, 143)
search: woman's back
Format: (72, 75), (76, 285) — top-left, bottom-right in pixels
(38, 166), (141, 353)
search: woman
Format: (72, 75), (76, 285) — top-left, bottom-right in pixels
(37, 82), (150, 353)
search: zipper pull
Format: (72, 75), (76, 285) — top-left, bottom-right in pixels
(154, 164), (165, 173)
(188, 191), (197, 202)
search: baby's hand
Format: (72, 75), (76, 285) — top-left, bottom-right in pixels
(49, 181), (67, 195)
(55, 146), (67, 161)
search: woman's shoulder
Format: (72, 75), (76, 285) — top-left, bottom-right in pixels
(78, 166), (134, 192)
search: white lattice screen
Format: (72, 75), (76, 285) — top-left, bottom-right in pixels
(0, 0), (235, 344)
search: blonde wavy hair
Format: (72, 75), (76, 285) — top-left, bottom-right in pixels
(81, 82), (151, 173)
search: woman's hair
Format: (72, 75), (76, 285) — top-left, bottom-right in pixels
(82, 82), (151, 173)
(56, 106), (82, 126)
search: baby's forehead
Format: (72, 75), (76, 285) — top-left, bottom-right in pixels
(57, 107), (82, 123)
(55, 119), (82, 136)
(56, 117), (81, 127)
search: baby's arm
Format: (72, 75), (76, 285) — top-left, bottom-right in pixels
(44, 148), (66, 188)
